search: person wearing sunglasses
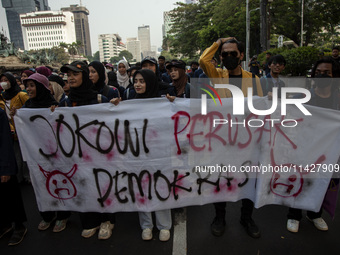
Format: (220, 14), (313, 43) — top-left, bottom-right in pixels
(199, 37), (263, 98)
(199, 37), (263, 239)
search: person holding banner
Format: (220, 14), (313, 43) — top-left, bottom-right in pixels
(110, 69), (174, 242)
(287, 57), (340, 233)
(0, 108), (27, 246)
(166, 60), (191, 98)
(199, 37), (262, 239)
(59, 61), (115, 240)
(117, 60), (130, 89)
(88, 61), (120, 100)
(20, 73), (71, 233)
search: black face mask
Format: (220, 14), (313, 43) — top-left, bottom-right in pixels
(191, 67), (198, 73)
(222, 56), (240, 70)
(314, 73), (332, 88)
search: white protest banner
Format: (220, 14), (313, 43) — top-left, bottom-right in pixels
(14, 98), (340, 213)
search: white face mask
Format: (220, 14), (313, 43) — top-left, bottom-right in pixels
(0, 81), (10, 90)
(105, 69), (110, 73)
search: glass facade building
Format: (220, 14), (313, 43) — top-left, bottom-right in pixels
(1, 0), (50, 49)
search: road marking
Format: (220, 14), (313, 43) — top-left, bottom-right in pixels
(172, 208), (187, 255)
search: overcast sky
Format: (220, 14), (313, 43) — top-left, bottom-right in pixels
(0, 0), (182, 54)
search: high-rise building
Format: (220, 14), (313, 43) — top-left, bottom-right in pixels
(1, 0), (50, 49)
(138, 25), (151, 58)
(61, 4), (92, 56)
(20, 10), (76, 51)
(126, 37), (141, 62)
(98, 33), (126, 63)
(163, 11), (174, 38)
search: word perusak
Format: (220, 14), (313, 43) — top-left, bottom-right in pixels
(200, 85), (311, 128)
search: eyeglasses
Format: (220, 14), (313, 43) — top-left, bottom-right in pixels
(222, 51), (238, 58)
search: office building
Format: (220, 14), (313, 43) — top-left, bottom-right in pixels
(138, 25), (151, 58)
(163, 11), (174, 38)
(20, 10), (76, 51)
(98, 33), (126, 63)
(126, 37), (141, 62)
(1, 0), (50, 49)
(61, 4), (92, 56)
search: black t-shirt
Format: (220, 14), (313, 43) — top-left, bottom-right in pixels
(332, 57), (340, 66)
(229, 74), (243, 89)
(308, 94), (333, 109)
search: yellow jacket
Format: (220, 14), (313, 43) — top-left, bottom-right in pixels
(0, 91), (29, 133)
(199, 42), (263, 98)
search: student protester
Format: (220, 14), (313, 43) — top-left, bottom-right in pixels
(158, 55), (167, 75)
(108, 70), (125, 97)
(162, 61), (172, 84)
(62, 74), (70, 96)
(88, 61), (119, 100)
(122, 66), (141, 100)
(0, 108), (27, 246)
(166, 60), (191, 98)
(141, 56), (168, 85)
(248, 55), (261, 76)
(189, 61), (199, 78)
(48, 75), (66, 103)
(110, 69), (173, 241)
(117, 60), (130, 89)
(0, 72), (29, 183)
(260, 54), (286, 98)
(21, 70), (34, 84)
(59, 61), (114, 240)
(287, 57), (340, 233)
(59, 61), (109, 107)
(14, 76), (25, 91)
(36, 66), (52, 78)
(19, 73), (69, 233)
(331, 46), (340, 65)
(199, 37), (263, 239)
(105, 63), (115, 72)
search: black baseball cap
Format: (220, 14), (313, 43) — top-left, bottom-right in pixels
(141, 56), (157, 66)
(60, 61), (89, 74)
(166, 60), (186, 70)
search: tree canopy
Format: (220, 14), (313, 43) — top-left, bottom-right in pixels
(164, 0), (339, 58)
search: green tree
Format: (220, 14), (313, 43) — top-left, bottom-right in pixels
(160, 50), (175, 61)
(118, 50), (133, 61)
(270, 0), (340, 46)
(110, 56), (120, 64)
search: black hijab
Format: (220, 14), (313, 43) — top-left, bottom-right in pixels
(24, 81), (58, 108)
(1, 72), (21, 100)
(68, 69), (98, 106)
(134, 69), (159, 99)
(107, 71), (119, 88)
(89, 61), (106, 92)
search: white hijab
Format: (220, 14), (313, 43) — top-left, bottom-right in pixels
(117, 60), (130, 88)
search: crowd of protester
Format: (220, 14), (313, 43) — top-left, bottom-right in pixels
(0, 40), (340, 246)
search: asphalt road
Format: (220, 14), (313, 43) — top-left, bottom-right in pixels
(1, 183), (339, 255)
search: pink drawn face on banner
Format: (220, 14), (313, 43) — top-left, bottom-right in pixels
(270, 170), (305, 198)
(39, 164), (78, 200)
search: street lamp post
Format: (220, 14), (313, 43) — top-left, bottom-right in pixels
(246, 0), (260, 70)
(300, 0), (304, 47)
